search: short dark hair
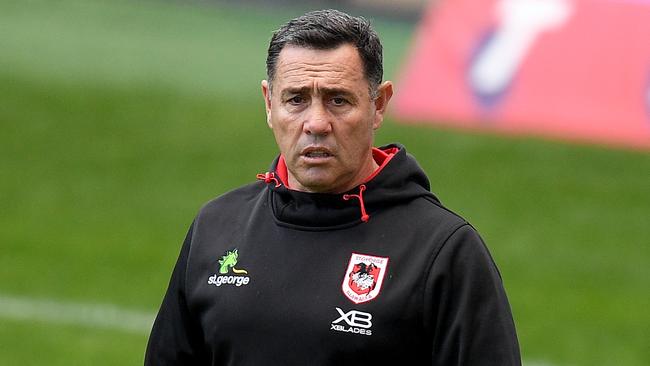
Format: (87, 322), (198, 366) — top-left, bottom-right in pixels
(266, 9), (383, 96)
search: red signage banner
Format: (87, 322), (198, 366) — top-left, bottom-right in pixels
(393, 0), (650, 149)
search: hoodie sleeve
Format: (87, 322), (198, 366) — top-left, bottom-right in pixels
(425, 224), (521, 366)
(145, 221), (207, 365)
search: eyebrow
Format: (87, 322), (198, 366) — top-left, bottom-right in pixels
(280, 86), (356, 99)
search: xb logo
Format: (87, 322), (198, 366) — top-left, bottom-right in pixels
(330, 307), (373, 336)
(332, 307), (372, 329)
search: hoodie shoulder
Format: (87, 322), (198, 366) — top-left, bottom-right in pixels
(196, 181), (266, 220)
(406, 194), (471, 241)
(423, 195), (468, 226)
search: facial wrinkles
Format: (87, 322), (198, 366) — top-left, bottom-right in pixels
(275, 63), (363, 137)
(277, 60), (364, 95)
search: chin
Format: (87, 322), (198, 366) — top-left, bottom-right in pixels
(300, 181), (334, 193)
(295, 175), (337, 193)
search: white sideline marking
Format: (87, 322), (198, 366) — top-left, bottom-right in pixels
(0, 294), (557, 365)
(0, 294), (155, 335)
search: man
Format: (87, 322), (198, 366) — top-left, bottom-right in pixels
(146, 9), (520, 365)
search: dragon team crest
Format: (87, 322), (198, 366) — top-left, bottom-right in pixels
(341, 253), (389, 304)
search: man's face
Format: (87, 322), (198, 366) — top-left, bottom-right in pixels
(262, 44), (392, 193)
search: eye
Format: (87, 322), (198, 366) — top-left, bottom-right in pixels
(288, 96), (304, 105)
(331, 97), (347, 106)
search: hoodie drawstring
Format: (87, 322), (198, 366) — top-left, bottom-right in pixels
(343, 184), (370, 223)
(258, 172), (370, 223)
(256, 172), (281, 188)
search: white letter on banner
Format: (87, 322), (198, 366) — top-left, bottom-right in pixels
(469, 0), (574, 100)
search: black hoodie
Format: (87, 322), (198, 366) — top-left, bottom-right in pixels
(145, 144), (521, 365)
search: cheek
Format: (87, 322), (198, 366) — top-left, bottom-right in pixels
(337, 126), (374, 164)
(342, 115), (374, 144)
(272, 117), (301, 151)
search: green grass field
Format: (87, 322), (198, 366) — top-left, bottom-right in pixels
(1, 0), (649, 365)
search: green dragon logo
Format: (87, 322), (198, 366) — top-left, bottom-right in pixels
(218, 249), (248, 275)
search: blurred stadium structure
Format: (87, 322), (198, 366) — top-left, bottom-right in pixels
(394, 0), (650, 150)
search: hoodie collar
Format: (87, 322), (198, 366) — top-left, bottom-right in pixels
(257, 144), (437, 231)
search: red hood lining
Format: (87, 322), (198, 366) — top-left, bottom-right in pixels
(276, 147), (397, 190)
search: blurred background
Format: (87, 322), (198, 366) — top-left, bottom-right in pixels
(1, 0), (648, 365)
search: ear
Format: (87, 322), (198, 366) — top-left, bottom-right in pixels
(373, 81), (393, 130)
(261, 80), (273, 128)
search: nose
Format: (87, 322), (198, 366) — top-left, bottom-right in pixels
(303, 102), (332, 136)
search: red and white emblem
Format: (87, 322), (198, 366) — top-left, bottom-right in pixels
(341, 252), (389, 304)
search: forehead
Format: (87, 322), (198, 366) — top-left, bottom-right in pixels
(273, 44), (368, 92)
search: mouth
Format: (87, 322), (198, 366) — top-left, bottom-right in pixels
(301, 147), (334, 160)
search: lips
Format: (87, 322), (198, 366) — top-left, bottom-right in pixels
(305, 151), (331, 158)
(301, 146), (334, 159)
